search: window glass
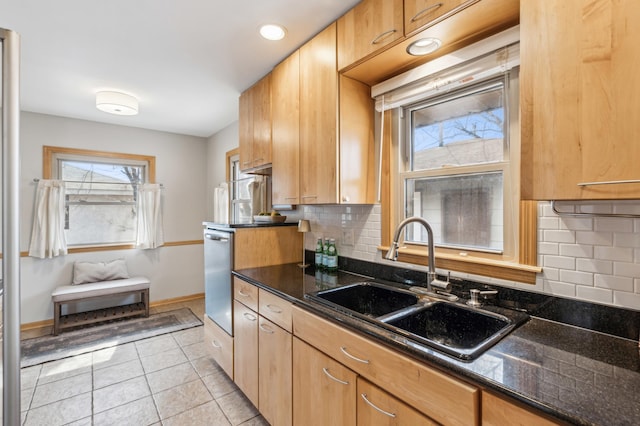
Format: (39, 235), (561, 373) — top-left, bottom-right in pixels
(411, 83), (505, 170)
(403, 78), (509, 253)
(44, 146), (154, 247)
(59, 160), (146, 246)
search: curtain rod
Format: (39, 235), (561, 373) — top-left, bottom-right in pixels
(33, 178), (164, 187)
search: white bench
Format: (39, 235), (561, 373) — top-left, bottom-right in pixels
(51, 277), (150, 335)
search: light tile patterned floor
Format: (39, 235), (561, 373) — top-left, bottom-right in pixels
(20, 299), (268, 426)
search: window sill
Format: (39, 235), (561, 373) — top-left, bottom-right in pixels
(378, 245), (541, 284)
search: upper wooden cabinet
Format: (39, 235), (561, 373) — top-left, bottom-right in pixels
(239, 74), (272, 172)
(272, 51), (301, 205)
(298, 23), (376, 205)
(404, 0), (468, 35)
(521, 0), (640, 200)
(337, 0), (404, 71)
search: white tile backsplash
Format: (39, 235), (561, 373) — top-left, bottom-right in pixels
(302, 201), (640, 311)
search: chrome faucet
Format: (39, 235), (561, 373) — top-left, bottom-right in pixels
(385, 217), (451, 293)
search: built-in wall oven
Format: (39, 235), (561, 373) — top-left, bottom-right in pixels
(203, 224), (234, 335)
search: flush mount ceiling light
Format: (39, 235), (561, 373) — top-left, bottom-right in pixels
(406, 37), (442, 56)
(96, 91), (139, 116)
(259, 24), (287, 41)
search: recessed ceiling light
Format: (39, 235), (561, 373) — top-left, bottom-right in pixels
(259, 24), (287, 41)
(96, 91), (139, 116)
(406, 37), (442, 56)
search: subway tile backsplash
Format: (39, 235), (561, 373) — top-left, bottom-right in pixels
(302, 201), (640, 311)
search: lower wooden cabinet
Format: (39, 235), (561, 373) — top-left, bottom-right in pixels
(357, 378), (437, 425)
(259, 316), (292, 426)
(293, 337), (357, 425)
(233, 300), (259, 407)
(203, 314), (233, 379)
(482, 391), (562, 426)
(293, 306), (479, 426)
(234, 279), (293, 425)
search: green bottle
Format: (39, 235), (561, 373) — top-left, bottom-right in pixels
(315, 238), (324, 268)
(322, 238), (330, 269)
(327, 238), (338, 272)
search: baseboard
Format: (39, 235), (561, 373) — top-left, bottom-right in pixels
(20, 293), (205, 332)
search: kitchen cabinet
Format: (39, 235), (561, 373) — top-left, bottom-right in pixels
(203, 315), (234, 379)
(404, 0), (469, 35)
(239, 74), (272, 172)
(520, 0), (640, 200)
(233, 299), (259, 407)
(299, 23), (376, 205)
(233, 279), (293, 425)
(272, 51), (300, 205)
(293, 306), (479, 425)
(259, 316), (292, 426)
(293, 337), (357, 425)
(357, 378), (438, 425)
(482, 392), (562, 426)
(337, 0), (404, 71)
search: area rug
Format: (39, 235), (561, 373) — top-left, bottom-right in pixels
(21, 308), (203, 368)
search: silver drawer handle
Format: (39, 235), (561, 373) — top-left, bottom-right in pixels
(243, 312), (257, 321)
(301, 195), (317, 199)
(410, 3), (444, 22)
(238, 289), (250, 297)
(371, 29), (397, 45)
(211, 340), (222, 349)
(361, 393), (396, 418)
(578, 179), (640, 186)
(322, 368), (349, 385)
(340, 346), (370, 364)
(259, 323), (275, 334)
(266, 304), (283, 314)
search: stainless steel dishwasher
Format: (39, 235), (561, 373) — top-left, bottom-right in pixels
(203, 225), (234, 335)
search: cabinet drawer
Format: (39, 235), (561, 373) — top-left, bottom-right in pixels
(482, 392), (562, 426)
(259, 288), (292, 332)
(234, 277), (258, 311)
(357, 377), (438, 425)
(203, 314), (234, 379)
(293, 306), (479, 426)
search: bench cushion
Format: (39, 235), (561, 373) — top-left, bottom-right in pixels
(52, 277), (150, 303)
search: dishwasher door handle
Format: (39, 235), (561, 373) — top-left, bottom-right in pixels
(205, 234), (229, 242)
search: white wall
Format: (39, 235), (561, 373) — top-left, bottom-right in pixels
(205, 121), (239, 220)
(20, 112), (209, 323)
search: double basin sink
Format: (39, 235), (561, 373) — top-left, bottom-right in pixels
(305, 281), (529, 361)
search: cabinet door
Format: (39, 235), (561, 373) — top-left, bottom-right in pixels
(293, 337), (356, 426)
(337, 0), (404, 71)
(483, 392), (561, 426)
(299, 23), (339, 204)
(404, 0), (467, 35)
(259, 317), (292, 426)
(521, 0), (640, 199)
(357, 378), (438, 426)
(339, 75), (375, 204)
(239, 89), (253, 171)
(251, 74), (272, 169)
(272, 51), (300, 205)
(233, 300), (259, 407)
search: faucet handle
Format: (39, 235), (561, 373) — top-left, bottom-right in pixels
(467, 288), (498, 307)
(430, 271), (451, 292)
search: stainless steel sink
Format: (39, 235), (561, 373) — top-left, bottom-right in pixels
(305, 281), (529, 361)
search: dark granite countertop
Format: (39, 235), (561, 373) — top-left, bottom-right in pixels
(233, 263), (640, 426)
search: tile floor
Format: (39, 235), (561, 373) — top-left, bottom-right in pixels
(19, 298), (268, 426)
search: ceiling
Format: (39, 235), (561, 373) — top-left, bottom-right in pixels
(1, 0), (360, 138)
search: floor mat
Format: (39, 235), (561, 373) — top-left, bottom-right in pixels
(21, 308), (203, 368)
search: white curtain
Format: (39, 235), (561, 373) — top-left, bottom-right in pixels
(28, 179), (68, 258)
(136, 183), (164, 249)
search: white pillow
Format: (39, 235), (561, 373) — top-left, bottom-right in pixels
(72, 259), (130, 285)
